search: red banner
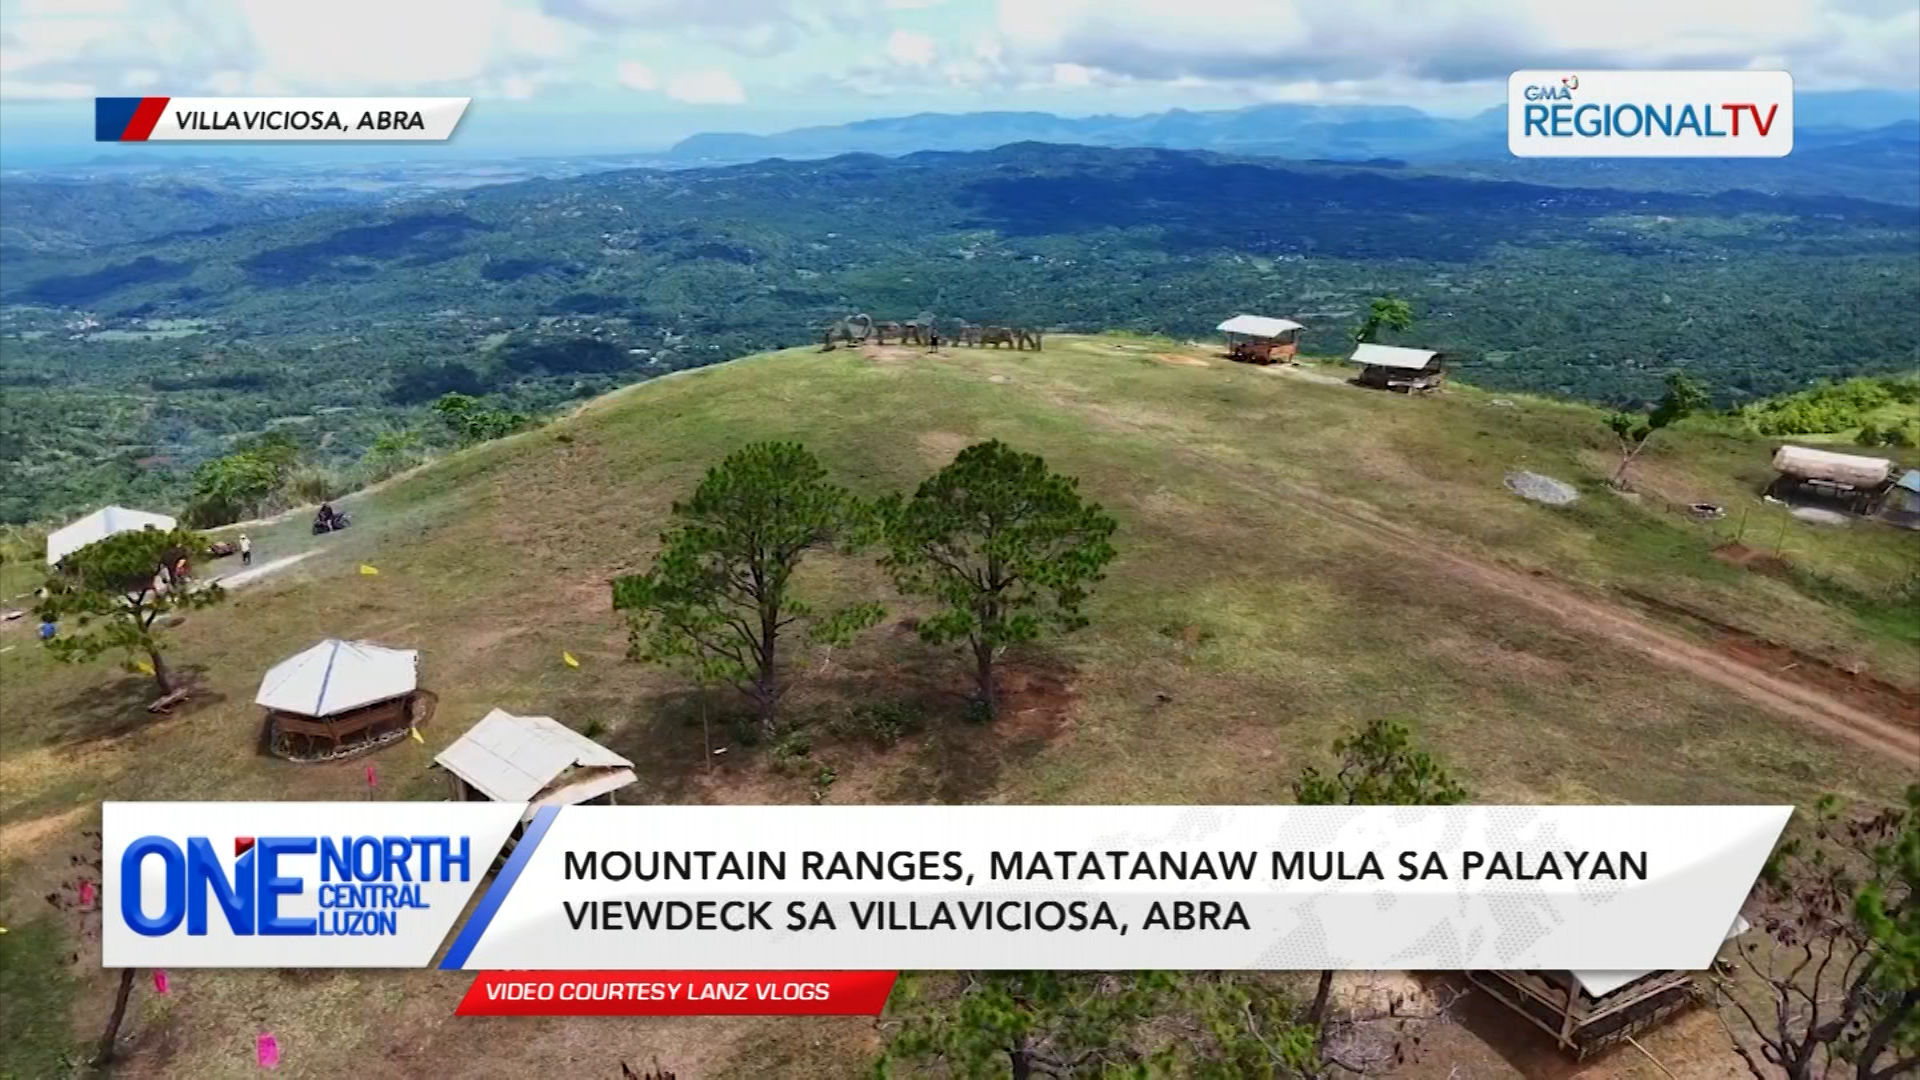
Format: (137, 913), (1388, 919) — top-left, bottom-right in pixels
(455, 971), (898, 1016)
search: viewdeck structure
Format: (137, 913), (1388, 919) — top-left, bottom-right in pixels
(1349, 343), (1448, 392)
(1217, 314), (1305, 364)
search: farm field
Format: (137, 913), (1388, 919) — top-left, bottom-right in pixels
(1, 335), (1914, 1079)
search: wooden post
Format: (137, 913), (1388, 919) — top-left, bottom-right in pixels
(1734, 506), (1749, 544)
(1772, 516), (1789, 557)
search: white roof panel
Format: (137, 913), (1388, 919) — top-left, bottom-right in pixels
(1217, 314), (1305, 338)
(47, 506), (178, 565)
(435, 708), (634, 803)
(255, 639), (418, 717)
(1350, 343), (1439, 369)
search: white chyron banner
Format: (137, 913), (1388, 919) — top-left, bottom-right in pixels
(449, 805), (1791, 972)
(97, 97), (470, 142)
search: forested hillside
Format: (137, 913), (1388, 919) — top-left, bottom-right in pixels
(3, 143), (1917, 523)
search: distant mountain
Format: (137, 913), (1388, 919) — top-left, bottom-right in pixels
(0, 178), (360, 260)
(669, 92), (1917, 165)
(668, 104), (1503, 164)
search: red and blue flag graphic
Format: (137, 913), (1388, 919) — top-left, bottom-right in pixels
(95, 97), (172, 141)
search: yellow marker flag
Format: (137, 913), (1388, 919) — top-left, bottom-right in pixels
(409, 727), (425, 745)
(562, 651), (580, 669)
(359, 564), (380, 576)
(135, 660), (155, 676)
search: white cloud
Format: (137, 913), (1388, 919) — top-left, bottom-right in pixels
(1051, 62), (1093, 87)
(616, 60), (656, 90)
(886, 29), (937, 67)
(993, 0), (1920, 92)
(666, 67), (745, 104)
(884, 0), (948, 8)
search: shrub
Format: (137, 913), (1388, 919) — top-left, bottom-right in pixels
(845, 701), (918, 747)
(769, 728), (813, 772)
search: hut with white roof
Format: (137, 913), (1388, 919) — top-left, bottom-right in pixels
(257, 639), (424, 760)
(1348, 343), (1449, 392)
(1467, 917), (1749, 1059)
(1216, 314), (1305, 364)
(434, 708), (637, 821)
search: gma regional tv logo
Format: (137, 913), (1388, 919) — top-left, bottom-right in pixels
(119, 833), (472, 938)
(1508, 70), (1793, 158)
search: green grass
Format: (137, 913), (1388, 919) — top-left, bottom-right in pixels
(0, 336), (1913, 1078)
(0, 916), (80, 1079)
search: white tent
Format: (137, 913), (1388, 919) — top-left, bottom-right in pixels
(1217, 314), (1305, 339)
(1350, 343), (1440, 370)
(256, 639), (418, 718)
(436, 708), (637, 816)
(46, 506), (178, 566)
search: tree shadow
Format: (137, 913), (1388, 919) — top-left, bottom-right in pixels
(46, 665), (227, 748)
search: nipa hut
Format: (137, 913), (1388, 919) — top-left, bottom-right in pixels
(434, 708), (637, 821)
(1768, 446), (1895, 513)
(1217, 314), (1305, 364)
(1467, 917), (1749, 1060)
(257, 639), (422, 760)
(1349, 343), (1448, 392)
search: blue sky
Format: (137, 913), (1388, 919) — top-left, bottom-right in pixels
(3, 0), (1916, 161)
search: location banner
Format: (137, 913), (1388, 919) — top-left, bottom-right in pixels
(95, 97), (470, 141)
(103, 802), (1788, 973)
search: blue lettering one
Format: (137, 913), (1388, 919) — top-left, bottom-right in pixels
(1705, 102), (1726, 136)
(1676, 104), (1703, 136)
(1523, 103), (1548, 136)
(1549, 104), (1572, 137)
(1574, 104), (1602, 137)
(384, 837), (414, 881)
(121, 837), (186, 936)
(256, 837), (317, 936)
(186, 838), (254, 935)
(320, 836), (353, 882)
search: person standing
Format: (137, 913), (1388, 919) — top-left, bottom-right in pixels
(240, 533), (252, 567)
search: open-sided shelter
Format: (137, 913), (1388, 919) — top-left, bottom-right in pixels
(47, 506), (177, 567)
(1768, 445), (1895, 511)
(1467, 917), (1749, 1059)
(1216, 314), (1305, 364)
(435, 708), (637, 821)
(257, 639), (421, 759)
(1349, 343), (1448, 392)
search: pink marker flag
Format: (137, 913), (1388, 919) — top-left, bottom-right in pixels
(365, 763), (377, 789)
(257, 1032), (280, 1069)
(78, 880), (95, 908)
(152, 969), (170, 995)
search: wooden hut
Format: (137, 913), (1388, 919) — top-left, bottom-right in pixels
(1217, 315), (1305, 364)
(434, 708), (637, 821)
(1768, 446), (1895, 513)
(1349, 343), (1448, 392)
(1467, 918), (1749, 1059)
(257, 639), (422, 760)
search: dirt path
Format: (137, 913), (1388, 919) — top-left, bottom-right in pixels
(209, 550), (316, 590)
(1062, 385), (1920, 762)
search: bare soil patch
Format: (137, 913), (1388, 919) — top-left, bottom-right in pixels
(916, 430), (972, 465)
(1711, 543), (1793, 578)
(1152, 352), (1211, 368)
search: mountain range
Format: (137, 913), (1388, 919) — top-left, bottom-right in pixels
(668, 90), (1920, 164)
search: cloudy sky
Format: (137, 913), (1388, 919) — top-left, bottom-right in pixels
(3, 0), (1916, 159)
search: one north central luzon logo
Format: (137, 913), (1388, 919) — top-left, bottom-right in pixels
(120, 835), (470, 938)
(1521, 76), (1781, 140)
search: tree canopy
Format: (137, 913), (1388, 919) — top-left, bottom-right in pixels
(611, 441), (880, 738)
(35, 526), (226, 695)
(878, 441), (1117, 718)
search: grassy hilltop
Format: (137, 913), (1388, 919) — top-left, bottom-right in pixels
(2, 336), (1915, 1078)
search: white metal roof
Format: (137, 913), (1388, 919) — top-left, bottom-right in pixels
(1569, 915), (1750, 998)
(255, 639), (418, 718)
(435, 708), (634, 803)
(1217, 314), (1305, 338)
(1350, 343), (1439, 370)
(46, 506), (178, 565)
(1772, 446), (1894, 487)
